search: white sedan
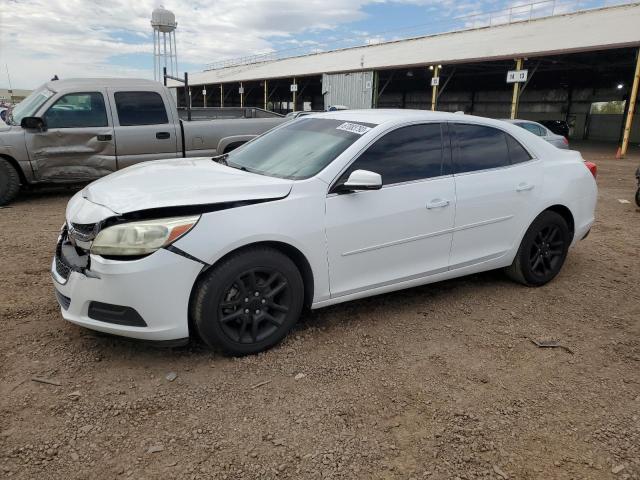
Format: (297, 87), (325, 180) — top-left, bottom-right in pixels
(52, 110), (597, 355)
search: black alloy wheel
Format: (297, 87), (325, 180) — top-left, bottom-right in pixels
(506, 210), (570, 286)
(527, 224), (565, 279)
(192, 247), (304, 356)
(218, 267), (291, 344)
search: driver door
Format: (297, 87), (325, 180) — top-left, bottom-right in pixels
(25, 91), (116, 181)
(325, 123), (456, 298)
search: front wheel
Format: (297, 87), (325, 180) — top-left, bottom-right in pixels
(0, 158), (21, 206)
(192, 247), (304, 356)
(506, 211), (571, 286)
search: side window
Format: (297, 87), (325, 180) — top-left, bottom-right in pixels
(453, 124), (510, 174)
(114, 91), (169, 126)
(506, 134), (532, 164)
(340, 124), (444, 186)
(44, 92), (108, 129)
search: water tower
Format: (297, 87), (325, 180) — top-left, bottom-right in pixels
(151, 6), (178, 82)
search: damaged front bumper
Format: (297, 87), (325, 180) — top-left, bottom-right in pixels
(51, 227), (203, 342)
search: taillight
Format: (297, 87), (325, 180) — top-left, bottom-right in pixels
(563, 137), (569, 145)
(584, 161), (597, 179)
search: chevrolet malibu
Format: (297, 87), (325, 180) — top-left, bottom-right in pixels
(52, 110), (597, 355)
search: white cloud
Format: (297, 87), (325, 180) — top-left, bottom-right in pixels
(0, 0), (454, 89)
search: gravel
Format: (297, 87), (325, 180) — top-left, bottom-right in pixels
(1, 143), (638, 479)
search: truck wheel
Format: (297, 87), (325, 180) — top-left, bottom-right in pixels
(0, 158), (21, 206)
(192, 246), (304, 356)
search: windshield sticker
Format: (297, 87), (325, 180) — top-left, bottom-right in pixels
(336, 122), (372, 135)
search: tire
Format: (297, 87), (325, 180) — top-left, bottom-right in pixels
(0, 158), (21, 206)
(506, 211), (570, 287)
(635, 187), (640, 208)
(192, 247), (304, 356)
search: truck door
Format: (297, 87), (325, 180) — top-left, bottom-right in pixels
(108, 89), (179, 169)
(25, 91), (117, 181)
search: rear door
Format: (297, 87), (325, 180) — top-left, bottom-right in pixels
(108, 89), (179, 169)
(25, 90), (116, 181)
(449, 123), (543, 268)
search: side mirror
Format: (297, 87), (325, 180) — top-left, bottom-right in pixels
(336, 169), (382, 193)
(21, 116), (47, 132)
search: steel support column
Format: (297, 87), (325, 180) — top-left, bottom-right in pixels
(431, 65), (440, 111)
(220, 84), (224, 108)
(292, 78), (297, 112)
(510, 58), (524, 120)
(264, 80), (268, 110)
(621, 48), (640, 158)
(240, 82), (244, 108)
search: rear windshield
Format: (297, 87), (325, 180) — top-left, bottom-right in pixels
(226, 118), (376, 180)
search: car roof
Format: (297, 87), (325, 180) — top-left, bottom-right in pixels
(43, 78), (159, 93)
(314, 109), (458, 123)
(308, 109), (524, 129)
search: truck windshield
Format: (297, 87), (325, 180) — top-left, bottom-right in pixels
(9, 87), (55, 125)
(225, 118), (376, 180)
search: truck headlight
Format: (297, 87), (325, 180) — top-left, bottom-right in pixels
(91, 216), (200, 256)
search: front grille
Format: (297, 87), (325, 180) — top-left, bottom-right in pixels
(69, 222), (98, 242)
(55, 254), (72, 281)
(54, 226), (90, 282)
(55, 290), (71, 310)
(55, 233), (72, 281)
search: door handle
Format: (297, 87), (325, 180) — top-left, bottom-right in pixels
(96, 134), (112, 141)
(156, 132), (170, 140)
(516, 183), (535, 192)
(426, 199), (450, 209)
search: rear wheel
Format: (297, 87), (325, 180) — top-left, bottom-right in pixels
(506, 211), (570, 286)
(192, 247), (304, 356)
(0, 158), (20, 206)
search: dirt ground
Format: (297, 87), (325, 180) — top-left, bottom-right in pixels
(0, 142), (638, 480)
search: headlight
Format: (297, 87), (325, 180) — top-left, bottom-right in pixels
(90, 216), (200, 256)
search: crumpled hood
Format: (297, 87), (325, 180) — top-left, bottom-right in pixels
(81, 157), (293, 215)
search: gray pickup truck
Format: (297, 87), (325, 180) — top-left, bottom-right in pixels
(0, 78), (285, 205)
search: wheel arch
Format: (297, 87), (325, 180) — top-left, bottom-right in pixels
(508, 203), (577, 266)
(0, 153), (28, 185)
(188, 240), (315, 335)
(543, 204), (575, 240)
(217, 135), (256, 154)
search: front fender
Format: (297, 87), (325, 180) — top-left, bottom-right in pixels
(0, 129), (35, 182)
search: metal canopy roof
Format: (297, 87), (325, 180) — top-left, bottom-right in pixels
(178, 3), (640, 87)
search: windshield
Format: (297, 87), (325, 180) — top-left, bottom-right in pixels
(9, 87), (55, 125)
(226, 118), (376, 179)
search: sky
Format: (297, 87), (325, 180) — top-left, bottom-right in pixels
(0, 0), (611, 89)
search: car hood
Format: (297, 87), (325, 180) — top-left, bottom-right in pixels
(80, 157), (294, 216)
